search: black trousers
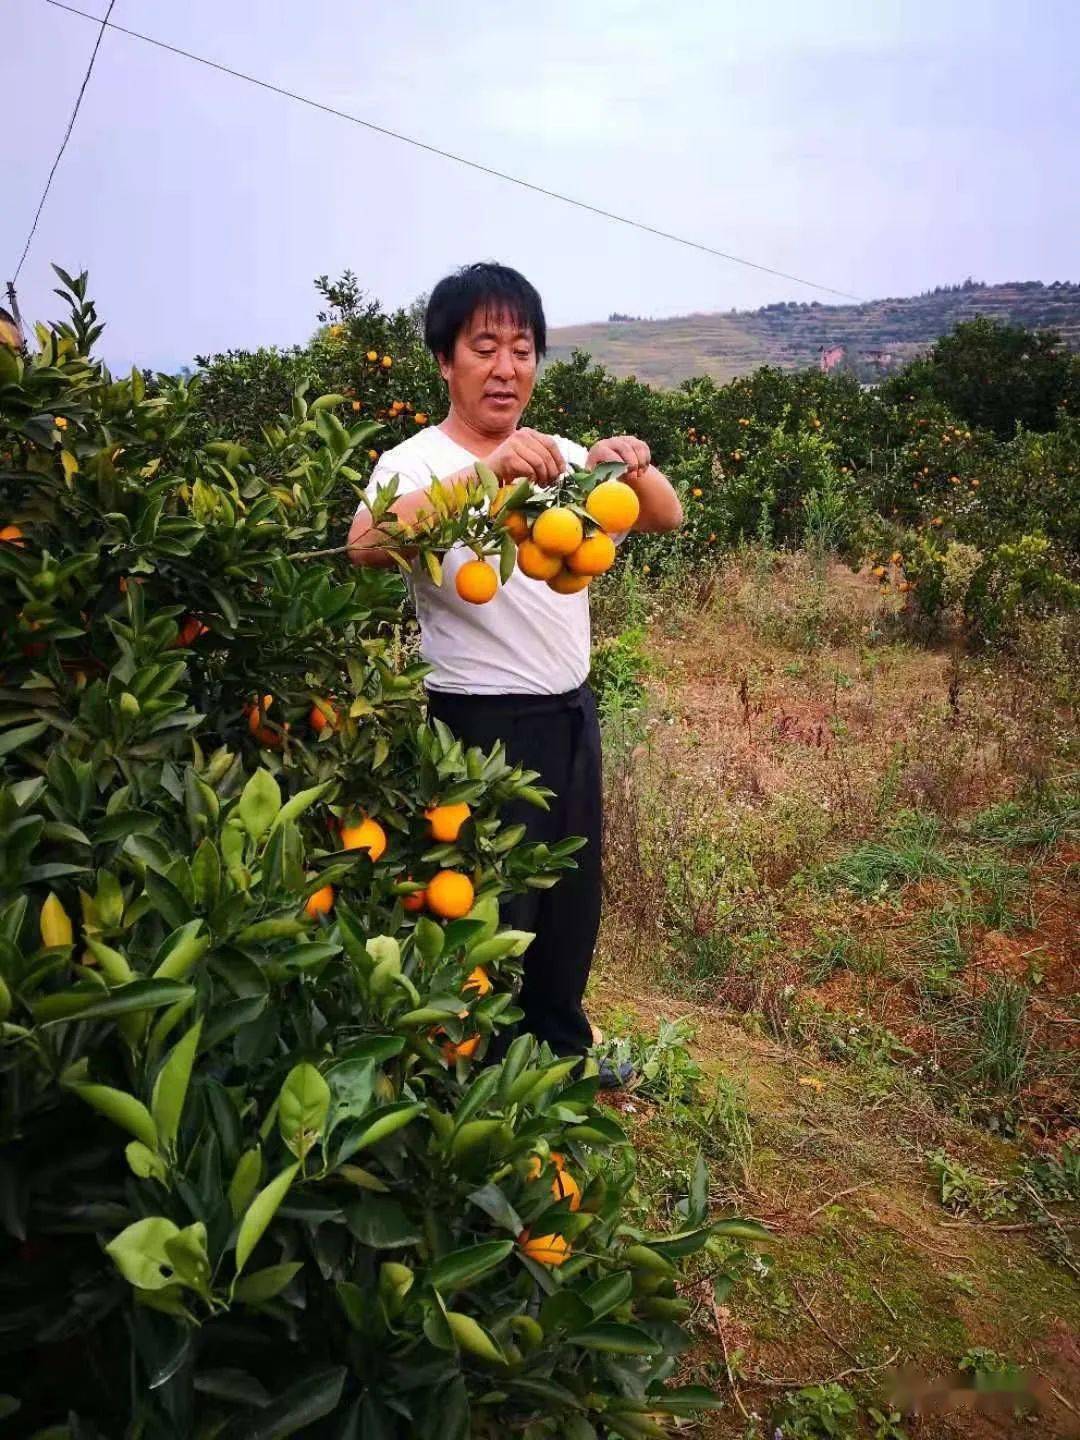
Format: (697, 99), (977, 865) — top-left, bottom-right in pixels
(426, 682), (602, 1057)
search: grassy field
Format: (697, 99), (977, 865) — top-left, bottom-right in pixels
(547, 281), (1080, 386)
(587, 553), (1079, 1439)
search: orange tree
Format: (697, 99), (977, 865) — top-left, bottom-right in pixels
(0, 271), (768, 1437)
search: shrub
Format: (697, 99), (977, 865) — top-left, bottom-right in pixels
(0, 271), (755, 1437)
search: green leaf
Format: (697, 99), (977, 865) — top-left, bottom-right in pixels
(238, 768), (281, 840)
(233, 1261), (304, 1305)
(467, 1182), (523, 1236)
(279, 1063), (331, 1159)
(429, 1239), (514, 1295)
(581, 1269), (633, 1319)
(445, 1311), (504, 1364)
(105, 1216), (180, 1290)
(152, 919), (210, 981)
(423, 549), (443, 586)
(234, 1367), (346, 1440)
(336, 1101), (423, 1162)
(33, 978), (192, 1026)
(499, 532), (516, 585)
(271, 780), (331, 832)
(710, 1217), (773, 1241)
(125, 1140), (168, 1182)
(412, 913), (444, 962)
(344, 1196), (422, 1249)
(151, 1019), (203, 1150)
(67, 1082), (158, 1151)
(0, 721), (48, 758)
(567, 1322), (661, 1355)
(228, 1146), (263, 1220)
(235, 1162), (300, 1277)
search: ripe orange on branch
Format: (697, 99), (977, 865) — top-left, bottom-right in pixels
(517, 1229), (571, 1266)
(532, 507), (583, 557)
(426, 870), (475, 919)
(455, 559), (498, 605)
(340, 815), (387, 861)
(309, 698), (338, 732)
(585, 479), (639, 533)
(547, 570), (591, 595)
(425, 802), (471, 842)
(566, 533), (615, 576)
(517, 540), (563, 581)
(462, 965), (492, 997)
(305, 884), (335, 919)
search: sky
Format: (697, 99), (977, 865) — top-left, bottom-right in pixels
(3, 0), (1079, 371)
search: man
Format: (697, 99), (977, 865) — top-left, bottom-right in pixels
(348, 262), (682, 1076)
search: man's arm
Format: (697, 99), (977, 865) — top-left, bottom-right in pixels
(585, 436), (683, 532)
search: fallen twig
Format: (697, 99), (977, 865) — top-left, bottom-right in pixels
(746, 1346), (902, 1390)
(868, 1279), (898, 1320)
(1050, 1383), (1079, 1417)
(806, 1180), (875, 1220)
(791, 1279), (862, 1365)
(711, 1299), (749, 1420)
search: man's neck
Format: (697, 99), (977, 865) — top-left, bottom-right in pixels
(438, 407), (518, 459)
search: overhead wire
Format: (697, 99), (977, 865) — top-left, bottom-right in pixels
(43, 0), (864, 304)
(12, 0), (117, 284)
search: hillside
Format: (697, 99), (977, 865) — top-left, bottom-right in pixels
(547, 280), (1080, 387)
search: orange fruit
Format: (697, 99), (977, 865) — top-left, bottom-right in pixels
(526, 1150), (566, 1180)
(414, 412), (428, 425)
(455, 559), (498, 605)
(517, 540), (563, 581)
(426, 870), (475, 919)
(340, 816), (387, 861)
(305, 884), (335, 919)
(0, 524), (25, 547)
(517, 1229), (571, 1267)
(531, 507), (583, 557)
(246, 693), (282, 748)
(585, 479), (639, 533)
(547, 570), (591, 595)
(381, 355), (392, 368)
(502, 509), (530, 543)
(172, 615), (208, 649)
(401, 883), (427, 913)
(439, 1031), (481, 1063)
(462, 966), (492, 997)
(425, 802), (471, 842)
(309, 699), (338, 732)
(566, 533), (615, 576)
(552, 1169), (582, 1211)
(352, 400), (361, 411)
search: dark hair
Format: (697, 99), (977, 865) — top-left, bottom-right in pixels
(424, 263), (546, 361)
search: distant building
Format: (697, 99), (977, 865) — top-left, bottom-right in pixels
(819, 344), (845, 373)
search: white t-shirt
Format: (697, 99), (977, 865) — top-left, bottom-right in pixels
(361, 425), (593, 696)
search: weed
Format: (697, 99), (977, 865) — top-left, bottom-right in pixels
(824, 811), (954, 896)
(770, 1381), (860, 1438)
(1020, 1143), (1080, 1204)
(965, 976), (1033, 1097)
(926, 1149), (1019, 1220)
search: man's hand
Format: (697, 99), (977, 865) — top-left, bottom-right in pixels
(486, 428), (567, 487)
(586, 435), (651, 478)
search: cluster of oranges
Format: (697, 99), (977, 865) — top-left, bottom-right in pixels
(516, 1150), (581, 1266)
(870, 551), (915, 595)
(303, 801), (476, 924)
(454, 478), (641, 606)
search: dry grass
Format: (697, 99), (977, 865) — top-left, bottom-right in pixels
(589, 552), (1080, 1436)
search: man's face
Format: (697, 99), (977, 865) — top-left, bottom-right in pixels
(439, 307), (537, 433)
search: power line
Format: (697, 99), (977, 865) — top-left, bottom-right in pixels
(12, 0), (116, 284)
(45, 0), (864, 305)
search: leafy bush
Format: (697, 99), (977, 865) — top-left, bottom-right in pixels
(0, 272), (760, 1438)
